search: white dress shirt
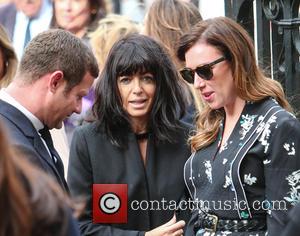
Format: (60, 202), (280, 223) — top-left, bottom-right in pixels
(13, 0), (53, 59)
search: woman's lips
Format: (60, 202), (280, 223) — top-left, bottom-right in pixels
(202, 92), (214, 102)
(129, 99), (147, 109)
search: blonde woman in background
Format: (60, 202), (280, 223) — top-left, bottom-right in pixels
(0, 24), (17, 88)
(89, 14), (140, 71)
(144, 0), (203, 124)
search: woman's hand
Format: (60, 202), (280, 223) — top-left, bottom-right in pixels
(145, 215), (185, 236)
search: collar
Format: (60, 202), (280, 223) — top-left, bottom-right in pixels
(0, 89), (44, 131)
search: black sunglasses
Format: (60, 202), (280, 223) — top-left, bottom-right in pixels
(180, 56), (226, 83)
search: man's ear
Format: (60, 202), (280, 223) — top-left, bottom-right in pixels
(49, 71), (64, 93)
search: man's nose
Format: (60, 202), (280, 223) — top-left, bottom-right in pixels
(74, 101), (82, 114)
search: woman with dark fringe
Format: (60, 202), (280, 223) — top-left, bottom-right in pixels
(68, 34), (191, 236)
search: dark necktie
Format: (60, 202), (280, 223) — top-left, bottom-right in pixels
(23, 18), (32, 49)
(39, 126), (59, 163)
(38, 126), (67, 191)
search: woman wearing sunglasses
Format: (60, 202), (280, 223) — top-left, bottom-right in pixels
(177, 17), (300, 235)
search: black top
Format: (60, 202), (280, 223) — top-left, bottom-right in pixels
(68, 121), (191, 236)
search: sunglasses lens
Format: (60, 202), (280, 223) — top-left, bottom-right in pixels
(195, 65), (213, 80)
(180, 69), (194, 83)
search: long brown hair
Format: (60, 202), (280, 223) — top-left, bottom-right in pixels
(145, 0), (202, 69)
(0, 25), (17, 88)
(0, 122), (73, 236)
(145, 0), (203, 110)
(177, 17), (292, 151)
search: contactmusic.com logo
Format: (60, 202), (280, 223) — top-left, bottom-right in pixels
(93, 184), (128, 223)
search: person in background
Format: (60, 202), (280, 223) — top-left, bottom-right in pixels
(0, 24), (17, 88)
(90, 14), (140, 71)
(0, 121), (80, 236)
(51, 0), (106, 41)
(180, 0), (198, 7)
(68, 34), (191, 236)
(0, 29), (99, 192)
(120, 0), (145, 23)
(144, 0), (203, 125)
(177, 16), (300, 235)
(0, 0), (53, 59)
(144, 0), (201, 70)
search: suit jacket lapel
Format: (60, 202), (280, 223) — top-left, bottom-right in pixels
(0, 100), (68, 191)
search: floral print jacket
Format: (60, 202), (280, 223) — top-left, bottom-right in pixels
(184, 98), (300, 236)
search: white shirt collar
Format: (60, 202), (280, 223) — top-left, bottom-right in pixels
(0, 89), (44, 131)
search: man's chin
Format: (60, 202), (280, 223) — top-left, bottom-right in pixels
(56, 122), (63, 129)
(50, 122), (63, 130)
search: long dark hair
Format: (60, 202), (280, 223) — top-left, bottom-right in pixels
(93, 34), (186, 148)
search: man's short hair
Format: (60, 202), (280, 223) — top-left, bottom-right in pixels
(18, 29), (99, 91)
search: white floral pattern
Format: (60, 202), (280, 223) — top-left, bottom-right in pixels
(263, 159), (271, 165)
(183, 99), (300, 236)
(283, 142), (296, 156)
(258, 115), (277, 153)
(218, 232), (232, 236)
(284, 170), (300, 205)
(223, 170), (232, 189)
(219, 140), (228, 153)
(204, 160), (212, 184)
(240, 114), (257, 140)
(244, 173), (257, 186)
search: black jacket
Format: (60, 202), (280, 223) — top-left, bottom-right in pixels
(68, 122), (191, 236)
(0, 100), (68, 192)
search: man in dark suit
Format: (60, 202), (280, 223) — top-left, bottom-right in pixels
(0, 0), (52, 58)
(0, 29), (99, 191)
